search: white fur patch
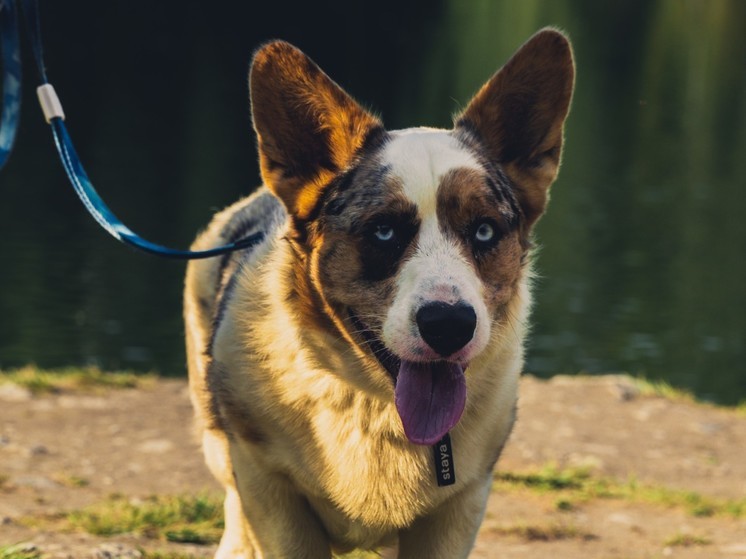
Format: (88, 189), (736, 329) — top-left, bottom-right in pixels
(380, 128), (490, 364)
(382, 128), (481, 215)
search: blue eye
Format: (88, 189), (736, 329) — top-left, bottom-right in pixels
(474, 221), (495, 243)
(374, 224), (396, 242)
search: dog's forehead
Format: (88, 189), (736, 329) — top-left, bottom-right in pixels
(381, 128), (483, 212)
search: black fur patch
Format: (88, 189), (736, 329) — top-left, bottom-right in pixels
(356, 207), (419, 282)
(303, 127), (392, 226)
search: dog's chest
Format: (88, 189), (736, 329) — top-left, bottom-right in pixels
(293, 390), (455, 540)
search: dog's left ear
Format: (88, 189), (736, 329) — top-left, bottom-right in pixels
(456, 28), (575, 229)
(250, 41), (382, 222)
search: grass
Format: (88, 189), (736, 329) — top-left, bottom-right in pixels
(0, 545), (41, 559)
(623, 375), (746, 416)
(0, 365), (154, 394)
(31, 468), (738, 556)
(488, 522), (596, 542)
(67, 494), (224, 544)
(53, 474), (90, 488)
(494, 463), (746, 519)
(627, 376), (697, 404)
(0, 543), (377, 559)
(737, 400), (746, 417)
(61, 493), (382, 557)
(664, 533), (713, 547)
(139, 554), (200, 559)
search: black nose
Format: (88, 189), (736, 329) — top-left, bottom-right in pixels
(416, 302), (477, 357)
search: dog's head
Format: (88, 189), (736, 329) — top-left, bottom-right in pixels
(250, 29), (574, 445)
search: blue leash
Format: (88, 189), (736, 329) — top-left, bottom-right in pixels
(0, 0), (264, 259)
(0, 0), (21, 169)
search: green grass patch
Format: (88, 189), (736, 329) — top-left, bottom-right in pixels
(554, 497), (575, 511)
(627, 376), (697, 404)
(494, 464), (746, 518)
(140, 554), (197, 559)
(67, 494), (223, 544)
(53, 474), (90, 488)
(624, 375), (746, 413)
(0, 545), (41, 559)
(498, 464), (591, 491)
(489, 522), (595, 542)
(736, 400), (746, 417)
(664, 533), (712, 547)
(140, 552), (378, 559)
(140, 553), (213, 559)
(0, 365), (153, 394)
(64, 493), (383, 557)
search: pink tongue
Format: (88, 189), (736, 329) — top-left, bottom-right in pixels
(394, 360), (467, 445)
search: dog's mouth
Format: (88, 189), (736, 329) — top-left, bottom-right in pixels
(349, 311), (467, 446)
(349, 312), (401, 381)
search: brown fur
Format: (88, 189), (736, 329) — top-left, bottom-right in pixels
(436, 167), (526, 312)
(250, 41), (383, 221)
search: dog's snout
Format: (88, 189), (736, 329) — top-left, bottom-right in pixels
(416, 302), (477, 357)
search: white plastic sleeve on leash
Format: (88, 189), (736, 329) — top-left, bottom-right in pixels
(36, 84), (65, 122)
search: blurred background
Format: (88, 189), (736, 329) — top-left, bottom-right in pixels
(0, 0), (744, 403)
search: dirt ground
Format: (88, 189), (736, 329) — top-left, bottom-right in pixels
(1, 374), (745, 558)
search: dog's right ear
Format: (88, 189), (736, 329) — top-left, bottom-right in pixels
(250, 41), (382, 222)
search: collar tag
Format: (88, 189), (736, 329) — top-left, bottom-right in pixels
(433, 433), (456, 487)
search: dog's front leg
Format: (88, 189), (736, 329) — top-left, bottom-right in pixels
(230, 442), (331, 559)
(397, 476), (492, 559)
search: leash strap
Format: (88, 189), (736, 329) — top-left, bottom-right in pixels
(0, 0), (21, 170)
(0, 0), (265, 259)
(48, 117), (264, 258)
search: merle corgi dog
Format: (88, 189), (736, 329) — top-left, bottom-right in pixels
(184, 28), (574, 559)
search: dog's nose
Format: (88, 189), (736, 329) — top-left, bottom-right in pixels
(416, 302), (477, 357)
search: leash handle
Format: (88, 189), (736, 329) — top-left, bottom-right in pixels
(0, 0), (264, 259)
(36, 82), (63, 121)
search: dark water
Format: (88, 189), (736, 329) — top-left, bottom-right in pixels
(1, 1), (744, 403)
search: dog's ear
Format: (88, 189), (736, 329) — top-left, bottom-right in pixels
(456, 28), (575, 228)
(250, 41), (382, 221)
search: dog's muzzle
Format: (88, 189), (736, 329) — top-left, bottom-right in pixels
(349, 306), (475, 446)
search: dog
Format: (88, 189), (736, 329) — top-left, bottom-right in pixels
(184, 28), (574, 558)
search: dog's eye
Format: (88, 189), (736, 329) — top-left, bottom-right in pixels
(474, 221), (495, 243)
(360, 213), (419, 281)
(470, 219), (502, 251)
(373, 224), (396, 243)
